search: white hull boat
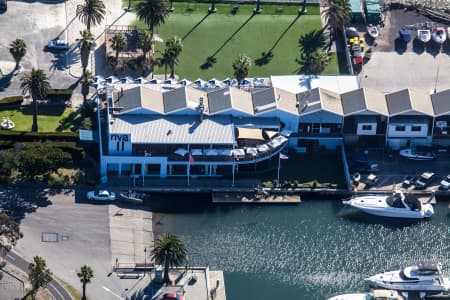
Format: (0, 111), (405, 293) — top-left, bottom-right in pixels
(366, 262), (450, 292)
(417, 29), (431, 43)
(120, 190), (145, 204)
(367, 25), (379, 38)
(328, 290), (404, 300)
(432, 27), (447, 44)
(399, 148), (435, 161)
(343, 190), (434, 219)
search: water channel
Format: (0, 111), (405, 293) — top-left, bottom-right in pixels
(151, 194), (450, 300)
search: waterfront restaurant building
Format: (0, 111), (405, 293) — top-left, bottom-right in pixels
(98, 75), (450, 181)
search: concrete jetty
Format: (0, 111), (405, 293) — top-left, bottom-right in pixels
(212, 191), (301, 204)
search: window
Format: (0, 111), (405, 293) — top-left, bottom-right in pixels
(362, 125), (372, 131)
(411, 126), (422, 132)
(395, 125), (406, 132)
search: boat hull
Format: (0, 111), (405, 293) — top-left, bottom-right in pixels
(327, 293), (367, 300)
(367, 278), (449, 292)
(399, 149), (434, 161)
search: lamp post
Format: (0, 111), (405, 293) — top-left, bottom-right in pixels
(144, 247), (147, 276)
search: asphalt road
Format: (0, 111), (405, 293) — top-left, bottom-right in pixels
(5, 251), (72, 300)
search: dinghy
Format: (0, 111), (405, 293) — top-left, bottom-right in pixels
(432, 27), (447, 44)
(367, 24), (379, 38)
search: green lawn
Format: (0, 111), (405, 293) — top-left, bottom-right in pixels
(131, 2), (339, 79)
(0, 106), (74, 132)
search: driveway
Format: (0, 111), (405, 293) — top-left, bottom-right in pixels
(0, 1), (77, 97)
(359, 9), (450, 93)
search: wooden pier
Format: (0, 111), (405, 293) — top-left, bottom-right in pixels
(212, 192), (301, 204)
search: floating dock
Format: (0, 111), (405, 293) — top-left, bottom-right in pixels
(212, 192), (300, 204)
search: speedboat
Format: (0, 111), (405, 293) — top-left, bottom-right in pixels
(328, 290), (404, 300)
(367, 24), (379, 38)
(119, 190), (145, 204)
(366, 261), (450, 292)
(399, 147), (435, 160)
(417, 29), (431, 43)
(342, 190), (434, 219)
(432, 27), (447, 44)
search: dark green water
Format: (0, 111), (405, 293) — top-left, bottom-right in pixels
(152, 195), (450, 300)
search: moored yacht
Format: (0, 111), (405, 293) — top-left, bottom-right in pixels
(399, 146), (435, 161)
(366, 262), (450, 292)
(342, 190), (434, 219)
(328, 290), (404, 300)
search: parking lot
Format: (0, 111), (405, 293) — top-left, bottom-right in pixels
(359, 8), (450, 93)
(349, 149), (450, 192)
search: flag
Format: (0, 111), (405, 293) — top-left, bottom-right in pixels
(189, 154), (195, 164)
(279, 153), (289, 160)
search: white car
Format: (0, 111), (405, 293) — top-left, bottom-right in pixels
(440, 175), (450, 190)
(87, 190), (116, 201)
(47, 39), (69, 50)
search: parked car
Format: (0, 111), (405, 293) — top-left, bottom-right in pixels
(47, 39), (69, 50)
(440, 175), (450, 190)
(402, 175), (416, 187)
(163, 293), (185, 300)
(0, 0), (7, 12)
(86, 190), (116, 201)
(414, 172), (435, 189)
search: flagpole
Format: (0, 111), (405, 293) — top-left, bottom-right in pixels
(277, 152), (281, 183)
(232, 156), (235, 187)
(187, 162), (190, 186)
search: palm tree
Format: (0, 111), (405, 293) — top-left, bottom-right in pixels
(76, 0), (106, 33)
(20, 69), (50, 132)
(254, 0), (262, 13)
(136, 0), (169, 69)
(137, 30), (153, 65)
(232, 54), (251, 87)
(301, 48), (330, 75)
(77, 265), (94, 300)
(165, 36), (183, 78)
(76, 30), (94, 75)
(109, 32), (127, 64)
(81, 70), (93, 102)
(321, 0), (351, 37)
(152, 234), (187, 284)
(27, 256), (52, 300)
(9, 38), (27, 70)
(155, 48), (171, 79)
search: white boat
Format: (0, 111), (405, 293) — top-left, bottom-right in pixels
(1, 117), (15, 130)
(119, 190), (145, 204)
(432, 27), (447, 44)
(367, 24), (379, 38)
(328, 289), (404, 300)
(343, 190), (434, 219)
(366, 262), (450, 292)
(399, 147), (435, 161)
(417, 29), (431, 43)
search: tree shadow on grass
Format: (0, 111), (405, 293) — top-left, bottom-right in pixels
(298, 29), (326, 55)
(182, 13), (211, 41)
(255, 51), (273, 66)
(200, 56), (217, 70)
(20, 104), (66, 116)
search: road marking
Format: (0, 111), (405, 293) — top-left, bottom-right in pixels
(102, 286), (125, 300)
(48, 282), (65, 300)
(6, 254), (15, 261)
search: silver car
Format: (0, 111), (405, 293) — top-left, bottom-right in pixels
(87, 190), (116, 201)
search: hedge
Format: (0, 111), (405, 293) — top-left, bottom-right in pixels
(0, 96), (24, 107)
(47, 89), (73, 102)
(0, 131), (78, 142)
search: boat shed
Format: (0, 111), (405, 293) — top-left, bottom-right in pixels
(350, 0), (364, 23)
(365, 0), (381, 25)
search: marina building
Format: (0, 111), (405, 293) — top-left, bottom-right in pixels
(97, 75), (450, 181)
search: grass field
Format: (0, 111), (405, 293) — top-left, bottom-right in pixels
(130, 2), (339, 79)
(0, 106), (73, 132)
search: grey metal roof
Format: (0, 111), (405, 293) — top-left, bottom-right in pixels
(341, 88), (366, 115)
(431, 89), (450, 116)
(252, 87), (276, 114)
(385, 89), (433, 116)
(163, 87), (187, 113)
(207, 87), (232, 114)
(117, 86), (143, 112)
(296, 88), (343, 116)
(110, 115), (235, 145)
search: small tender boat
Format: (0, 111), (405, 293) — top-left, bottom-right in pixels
(366, 261), (450, 292)
(432, 27), (447, 44)
(417, 29), (431, 43)
(120, 190), (145, 204)
(399, 146), (435, 161)
(328, 289), (404, 300)
(367, 24), (379, 38)
(343, 190), (434, 219)
(1, 117), (15, 130)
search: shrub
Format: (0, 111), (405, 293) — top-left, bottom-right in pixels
(0, 96), (24, 107)
(47, 89), (73, 102)
(0, 131), (78, 142)
(48, 173), (66, 187)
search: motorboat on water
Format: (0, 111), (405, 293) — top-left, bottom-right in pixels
(417, 29), (431, 43)
(342, 190), (434, 219)
(367, 24), (379, 38)
(399, 147), (435, 161)
(119, 190), (145, 204)
(328, 290), (404, 300)
(366, 261), (450, 292)
(432, 27), (447, 44)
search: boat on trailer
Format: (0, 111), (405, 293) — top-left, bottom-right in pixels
(417, 29), (431, 43)
(432, 27), (447, 44)
(367, 24), (379, 38)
